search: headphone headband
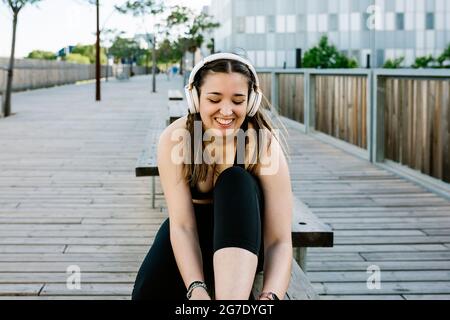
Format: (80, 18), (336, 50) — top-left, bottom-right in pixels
(187, 52), (260, 89)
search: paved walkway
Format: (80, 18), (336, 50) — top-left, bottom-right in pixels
(0, 74), (449, 299)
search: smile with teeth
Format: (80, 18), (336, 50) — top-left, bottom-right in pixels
(215, 118), (234, 125)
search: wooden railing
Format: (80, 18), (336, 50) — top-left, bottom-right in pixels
(377, 75), (450, 184)
(314, 75), (367, 149)
(257, 68), (450, 192)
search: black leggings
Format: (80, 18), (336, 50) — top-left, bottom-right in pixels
(131, 166), (265, 300)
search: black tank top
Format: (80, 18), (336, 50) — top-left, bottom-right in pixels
(190, 118), (248, 200)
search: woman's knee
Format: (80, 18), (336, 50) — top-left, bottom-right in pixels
(214, 166), (253, 192)
(214, 167), (261, 205)
(213, 167), (263, 256)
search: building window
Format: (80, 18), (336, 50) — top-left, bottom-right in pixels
(376, 49), (384, 67)
(236, 17), (245, 33)
(297, 14), (306, 31)
(277, 50), (286, 68)
(267, 15), (275, 33)
(426, 13), (434, 30)
(256, 16), (265, 33)
(351, 12), (361, 31)
(286, 15), (296, 33)
(307, 14), (317, 32)
(339, 13), (349, 31)
(245, 16), (255, 33)
(416, 13), (425, 31)
(247, 51), (256, 64)
(329, 14), (338, 31)
(396, 13), (404, 30)
(405, 12), (414, 30)
(267, 50), (275, 67)
(256, 51), (265, 67)
(350, 50), (360, 61)
(276, 15), (286, 33)
(318, 14), (328, 32)
(362, 13), (370, 31)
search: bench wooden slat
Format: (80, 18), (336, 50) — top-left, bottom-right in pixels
(168, 101), (188, 124)
(251, 258), (319, 300)
(292, 197), (334, 247)
(135, 129), (162, 177)
(168, 89), (183, 100)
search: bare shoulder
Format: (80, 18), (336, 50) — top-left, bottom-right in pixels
(158, 116), (187, 153)
(159, 115), (188, 146)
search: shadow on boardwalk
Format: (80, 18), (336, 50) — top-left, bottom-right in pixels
(0, 74), (449, 300)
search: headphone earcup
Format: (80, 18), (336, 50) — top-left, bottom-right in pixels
(191, 87), (200, 113)
(184, 85), (200, 114)
(247, 89), (262, 117)
(247, 91), (256, 116)
(184, 85), (195, 114)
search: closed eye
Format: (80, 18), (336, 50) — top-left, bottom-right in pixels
(207, 99), (245, 105)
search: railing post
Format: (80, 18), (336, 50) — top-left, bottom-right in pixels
(371, 70), (385, 163)
(303, 71), (315, 134)
(367, 71), (374, 161)
(270, 71), (279, 112)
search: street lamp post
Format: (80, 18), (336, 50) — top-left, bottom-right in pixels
(152, 33), (156, 93)
(95, 0), (101, 101)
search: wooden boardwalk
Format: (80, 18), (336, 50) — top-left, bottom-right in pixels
(0, 75), (449, 300)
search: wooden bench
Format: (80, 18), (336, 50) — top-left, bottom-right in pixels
(167, 100), (188, 125)
(168, 89), (184, 100)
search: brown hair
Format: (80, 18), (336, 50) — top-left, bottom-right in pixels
(183, 58), (289, 187)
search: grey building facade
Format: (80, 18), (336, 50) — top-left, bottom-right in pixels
(210, 0), (450, 68)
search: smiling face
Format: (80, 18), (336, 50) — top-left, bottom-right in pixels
(198, 72), (249, 136)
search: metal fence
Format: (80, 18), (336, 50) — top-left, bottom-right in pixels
(0, 57), (148, 94)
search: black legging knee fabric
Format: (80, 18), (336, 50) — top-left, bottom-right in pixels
(131, 166), (265, 300)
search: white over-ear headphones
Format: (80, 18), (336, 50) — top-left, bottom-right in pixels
(184, 52), (263, 117)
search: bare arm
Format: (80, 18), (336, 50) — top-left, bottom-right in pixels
(256, 135), (293, 300)
(157, 126), (210, 299)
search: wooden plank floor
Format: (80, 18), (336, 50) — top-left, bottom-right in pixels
(1, 75), (449, 300)
(282, 119), (450, 300)
(0, 75), (174, 299)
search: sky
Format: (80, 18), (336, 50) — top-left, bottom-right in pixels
(0, 0), (211, 58)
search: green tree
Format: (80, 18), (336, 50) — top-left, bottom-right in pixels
(167, 6), (220, 69)
(27, 50), (57, 60)
(411, 55), (435, 68)
(383, 56), (405, 69)
(70, 44), (107, 65)
(2, 0), (43, 118)
(172, 37), (189, 74)
(437, 43), (450, 68)
(108, 37), (142, 64)
(185, 13), (220, 68)
(303, 36), (358, 69)
(65, 53), (91, 64)
(155, 39), (174, 67)
(115, 0), (165, 90)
